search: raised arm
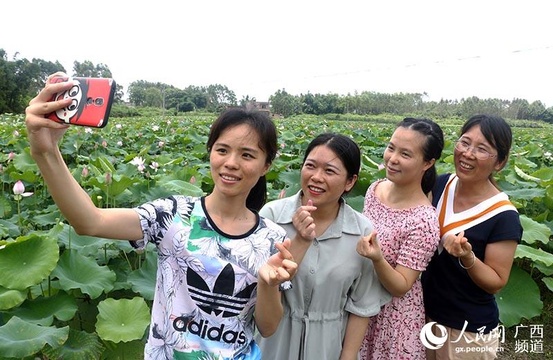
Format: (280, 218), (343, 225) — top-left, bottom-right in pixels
(444, 231), (518, 294)
(255, 239), (297, 336)
(356, 231), (420, 297)
(25, 73), (143, 241)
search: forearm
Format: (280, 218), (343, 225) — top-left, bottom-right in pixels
(254, 281), (283, 337)
(460, 253), (509, 294)
(371, 257), (411, 297)
(288, 234), (312, 267)
(339, 313), (369, 360)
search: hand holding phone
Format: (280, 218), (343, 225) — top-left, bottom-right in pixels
(48, 77), (116, 128)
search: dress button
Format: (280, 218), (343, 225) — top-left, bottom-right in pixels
(310, 268), (315, 274)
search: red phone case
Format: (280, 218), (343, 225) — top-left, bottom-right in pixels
(48, 77), (116, 128)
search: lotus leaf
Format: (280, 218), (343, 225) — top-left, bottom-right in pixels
(42, 328), (104, 360)
(497, 266), (543, 327)
(51, 249), (116, 299)
(96, 297), (150, 342)
(0, 316), (68, 358)
(0, 286), (26, 310)
(127, 249), (157, 300)
(0, 234), (59, 290)
(8, 292), (78, 325)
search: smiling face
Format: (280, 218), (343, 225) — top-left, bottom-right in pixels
(209, 124), (270, 201)
(300, 145), (356, 209)
(454, 124), (502, 183)
(383, 127), (433, 187)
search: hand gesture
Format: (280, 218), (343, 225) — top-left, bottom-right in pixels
(356, 230), (383, 261)
(292, 199), (317, 241)
(443, 230), (472, 258)
(258, 238), (298, 287)
(25, 72), (75, 154)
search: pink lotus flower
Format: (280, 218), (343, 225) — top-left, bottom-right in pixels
(82, 167), (89, 177)
(13, 180), (33, 197)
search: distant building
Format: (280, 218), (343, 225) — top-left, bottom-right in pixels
(245, 101), (271, 114)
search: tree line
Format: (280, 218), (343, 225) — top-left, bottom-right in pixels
(2, 50), (552, 123)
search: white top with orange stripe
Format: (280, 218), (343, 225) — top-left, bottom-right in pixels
(436, 175), (517, 253)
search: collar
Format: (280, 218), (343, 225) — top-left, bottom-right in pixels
(272, 191), (364, 240)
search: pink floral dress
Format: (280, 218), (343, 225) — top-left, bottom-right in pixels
(359, 179), (440, 360)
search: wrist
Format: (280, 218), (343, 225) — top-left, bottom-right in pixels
(459, 251), (475, 269)
(294, 234), (314, 244)
(372, 255), (386, 265)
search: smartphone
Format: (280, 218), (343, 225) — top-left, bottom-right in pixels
(48, 77), (116, 128)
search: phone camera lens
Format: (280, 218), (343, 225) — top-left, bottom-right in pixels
(94, 98), (104, 106)
(87, 98), (94, 105)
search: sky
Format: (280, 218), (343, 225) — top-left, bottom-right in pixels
(2, 0), (553, 106)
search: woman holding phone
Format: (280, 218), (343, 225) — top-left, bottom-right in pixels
(25, 73), (298, 360)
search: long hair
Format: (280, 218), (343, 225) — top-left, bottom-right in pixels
(206, 108), (277, 211)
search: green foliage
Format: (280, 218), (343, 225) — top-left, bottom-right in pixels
(0, 317), (69, 358)
(0, 234), (59, 291)
(3, 49), (553, 124)
(0, 113), (552, 357)
(42, 329), (104, 360)
(0, 49), (65, 113)
(96, 297), (150, 342)
(497, 266), (543, 327)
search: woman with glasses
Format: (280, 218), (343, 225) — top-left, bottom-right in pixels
(421, 114), (523, 360)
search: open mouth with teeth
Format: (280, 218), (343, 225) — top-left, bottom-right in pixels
(459, 161), (474, 170)
(307, 185), (325, 193)
(221, 174), (240, 182)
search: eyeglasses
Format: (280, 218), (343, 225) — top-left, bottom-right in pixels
(454, 139), (497, 160)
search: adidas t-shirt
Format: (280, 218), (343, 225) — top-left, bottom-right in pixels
(132, 196), (287, 359)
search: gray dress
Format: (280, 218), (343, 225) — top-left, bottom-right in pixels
(256, 192), (391, 360)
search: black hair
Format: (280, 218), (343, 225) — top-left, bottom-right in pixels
(460, 114), (512, 165)
(303, 133), (361, 195)
(206, 108), (278, 211)
(460, 114), (512, 183)
(397, 117), (444, 194)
